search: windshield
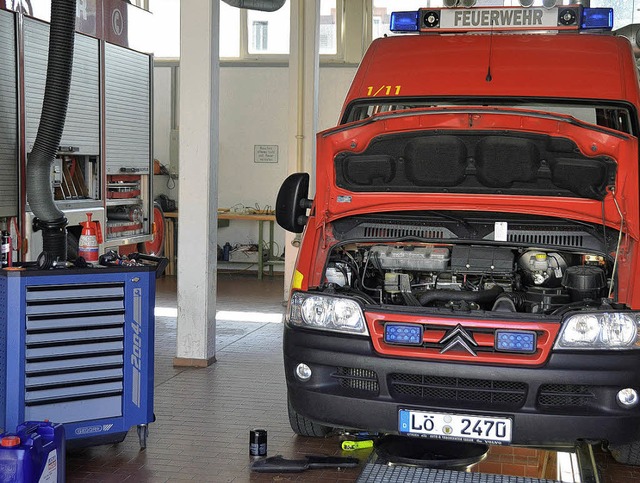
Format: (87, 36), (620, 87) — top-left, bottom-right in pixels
(342, 98), (636, 135)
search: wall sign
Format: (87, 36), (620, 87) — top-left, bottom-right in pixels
(254, 145), (278, 164)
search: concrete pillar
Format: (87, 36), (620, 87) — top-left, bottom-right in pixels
(283, 0), (321, 300)
(174, 0), (219, 367)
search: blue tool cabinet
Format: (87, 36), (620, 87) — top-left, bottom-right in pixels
(0, 267), (155, 448)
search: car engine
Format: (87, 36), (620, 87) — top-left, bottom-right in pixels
(324, 243), (609, 314)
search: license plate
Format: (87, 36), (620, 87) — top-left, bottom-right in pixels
(399, 409), (512, 444)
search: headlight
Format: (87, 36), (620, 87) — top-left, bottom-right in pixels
(555, 312), (640, 350)
(288, 292), (368, 335)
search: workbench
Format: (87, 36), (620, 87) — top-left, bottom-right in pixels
(162, 211), (279, 279)
(218, 212), (278, 280)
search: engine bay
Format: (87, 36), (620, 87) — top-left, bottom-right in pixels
(323, 242), (611, 315)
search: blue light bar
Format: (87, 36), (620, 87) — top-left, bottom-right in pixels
(581, 8), (613, 30)
(384, 323), (423, 345)
(495, 330), (536, 354)
(390, 11), (419, 32)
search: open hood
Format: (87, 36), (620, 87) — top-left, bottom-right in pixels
(335, 129), (615, 200)
(315, 108), (639, 239)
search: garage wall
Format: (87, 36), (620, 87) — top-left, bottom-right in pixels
(153, 64), (357, 256)
(218, 66), (289, 225)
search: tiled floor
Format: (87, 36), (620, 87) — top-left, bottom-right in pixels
(65, 273), (640, 482)
(67, 274), (361, 483)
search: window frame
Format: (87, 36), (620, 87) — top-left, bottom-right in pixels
(219, 0), (346, 64)
(318, 0), (344, 62)
(130, 0), (150, 11)
(221, 2), (292, 63)
(251, 20), (269, 52)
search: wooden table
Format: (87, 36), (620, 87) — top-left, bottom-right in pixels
(163, 212), (178, 275)
(217, 212), (277, 280)
(163, 211), (278, 279)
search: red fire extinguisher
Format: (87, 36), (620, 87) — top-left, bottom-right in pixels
(78, 213), (102, 263)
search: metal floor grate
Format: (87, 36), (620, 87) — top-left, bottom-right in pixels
(357, 463), (561, 483)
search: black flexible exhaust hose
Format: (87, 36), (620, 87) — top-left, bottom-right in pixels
(418, 285), (504, 306)
(26, 0), (76, 262)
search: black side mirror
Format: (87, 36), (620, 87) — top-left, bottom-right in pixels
(276, 173), (312, 233)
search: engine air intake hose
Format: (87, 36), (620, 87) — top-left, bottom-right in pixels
(418, 285), (504, 307)
(26, 0), (76, 262)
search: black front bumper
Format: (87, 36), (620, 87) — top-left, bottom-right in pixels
(284, 326), (640, 447)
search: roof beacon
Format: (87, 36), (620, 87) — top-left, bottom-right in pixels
(389, 6), (613, 33)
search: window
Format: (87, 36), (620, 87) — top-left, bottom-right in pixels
(146, 0), (180, 58)
(247, 2), (290, 55)
(220, 0), (342, 60)
(252, 21), (269, 51)
(220, 2), (241, 58)
(130, 0), (150, 10)
(343, 99), (634, 135)
(320, 0), (338, 55)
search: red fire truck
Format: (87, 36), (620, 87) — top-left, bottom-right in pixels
(276, 4), (640, 465)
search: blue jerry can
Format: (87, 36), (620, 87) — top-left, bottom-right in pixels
(0, 421), (65, 482)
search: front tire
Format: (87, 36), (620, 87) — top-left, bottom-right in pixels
(609, 441), (640, 466)
(287, 398), (333, 437)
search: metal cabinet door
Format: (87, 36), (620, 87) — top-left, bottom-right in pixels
(104, 43), (151, 175)
(23, 18), (100, 156)
(0, 9), (19, 218)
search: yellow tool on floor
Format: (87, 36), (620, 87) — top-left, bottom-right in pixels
(342, 440), (374, 451)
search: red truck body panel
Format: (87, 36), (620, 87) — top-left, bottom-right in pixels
(341, 34), (640, 114)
